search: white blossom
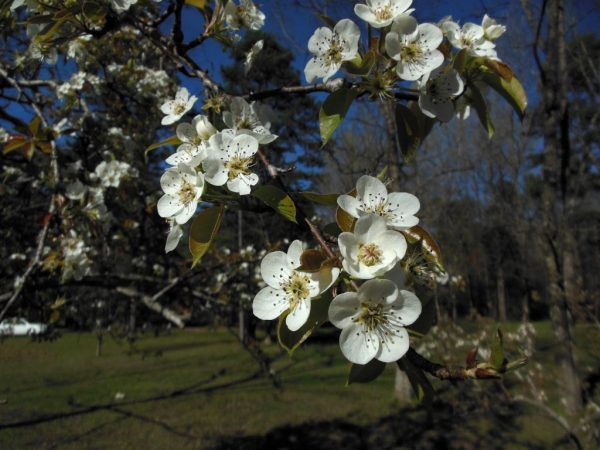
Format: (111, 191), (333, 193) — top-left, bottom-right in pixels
(157, 164), (205, 225)
(111, 0), (137, 14)
(244, 40), (264, 75)
(224, 0), (265, 31)
(385, 16), (444, 81)
(61, 230), (92, 281)
(328, 278), (421, 364)
(166, 115), (217, 167)
(165, 220), (184, 253)
(442, 21), (497, 58)
(160, 87), (197, 126)
(337, 175), (420, 230)
(338, 214), (407, 279)
(482, 14), (506, 41)
(66, 180), (88, 201)
(354, 0), (414, 29)
(223, 97), (278, 145)
(304, 19), (360, 84)
(67, 34), (92, 61)
(253, 240), (340, 331)
(93, 160), (132, 189)
(418, 67), (464, 122)
(203, 130), (259, 195)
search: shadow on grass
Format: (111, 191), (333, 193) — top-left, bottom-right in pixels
(206, 398), (548, 450)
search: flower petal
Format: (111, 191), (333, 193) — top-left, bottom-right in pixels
(395, 289), (422, 325)
(261, 251), (292, 289)
(286, 240), (305, 269)
(337, 194), (361, 218)
(340, 323), (379, 365)
(253, 287), (289, 320)
(329, 292), (360, 329)
(307, 26), (333, 55)
(375, 326), (409, 363)
(160, 170), (183, 195)
(176, 122), (196, 143)
(157, 194), (182, 218)
(232, 134), (258, 158)
(358, 278), (398, 305)
(286, 298), (311, 331)
(356, 175), (387, 210)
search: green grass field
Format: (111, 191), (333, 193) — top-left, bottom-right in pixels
(0, 322), (598, 449)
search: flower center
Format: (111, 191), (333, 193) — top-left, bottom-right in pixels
(173, 102), (186, 115)
(375, 5), (393, 22)
(358, 243), (383, 266)
(178, 181), (196, 205)
(400, 43), (423, 63)
(325, 37), (344, 65)
(357, 302), (387, 332)
(282, 272), (311, 307)
(225, 156), (253, 180)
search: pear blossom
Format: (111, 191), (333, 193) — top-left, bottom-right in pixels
(223, 97), (277, 144)
(304, 19), (360, 84)
(166, 115), (217, 167)
(244, 40), (264, 75)
(61, 230), (92, 281)
(354, 0), (414, 29)
(160, 87), (197, 126)
(93, 160), (132, 189)
(65, 180), (88, 201)
(157, 163), (205, 225)
(338, 214), (407, 279)
(165, 220), (183, 253)
(442, 21), (497, 58)
(224, 0), (265, 31)
(328, 278), (421, 364)
(203, 130), (259, 195)
(482, 14), (506, 41)
(385, 16), (444, 81)
(337, 175), (420, 230)
(253, 240), (340, 331)
(418, 67), (464, 122)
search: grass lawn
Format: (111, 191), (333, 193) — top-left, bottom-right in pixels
(0, 321), (598, 449)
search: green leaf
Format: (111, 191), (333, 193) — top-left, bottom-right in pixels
(480, 67), (527, 120)
(185, 0), (207, 9)
(189, 205), (224, 267)
(145, 135), (182, 155)
(319, 88), (358, 146)
(376, 166), (388, 181)
(277, 291), (333, 355)
(397, 357), (434, 408)
(403, 225), (444, 271)
(343, 50), (377, 76)
(253, 185), (297, 223)
(300, 191), (339, 206)
(335, 206), (355, 232)
(469, 84), (495, 138)
(395, 103), (436, 162)
(28, 116), (41, 136)
(490, 328), (506, 370)
(3, 136), (29, 154)
(347, 359), (387, 385)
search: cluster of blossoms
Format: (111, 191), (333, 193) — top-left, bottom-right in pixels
(61, 230), (93, 282)
(92, 160), (136, 190)
(303, 0), (506, 122)
(157, 88), (278, 252)
(253, 175), (424, 365)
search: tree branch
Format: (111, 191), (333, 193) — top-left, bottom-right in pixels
(405, 348), (505, 381)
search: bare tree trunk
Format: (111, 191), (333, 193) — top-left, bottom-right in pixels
(128, 297), (136, 343)
(537, 0), (583, 415)
(497, 266), (507, 321)
(237, 210), (246, 344)
(382, 100), (415, 403)
(95, 331), (103, 357)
